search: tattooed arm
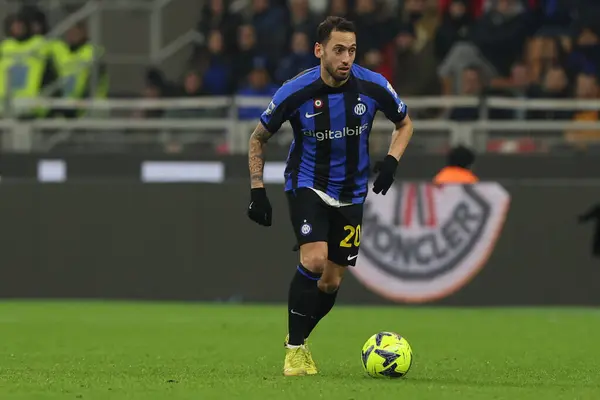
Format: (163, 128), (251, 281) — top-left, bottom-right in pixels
(249, 123), (273, 189)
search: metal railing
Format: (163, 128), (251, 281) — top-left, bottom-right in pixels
(1, 95), (599, 154)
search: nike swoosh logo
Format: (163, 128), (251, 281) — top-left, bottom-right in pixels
(290, 309), (306, 317)
(347, 254), (359, 261)
(305, 112), (322, 119)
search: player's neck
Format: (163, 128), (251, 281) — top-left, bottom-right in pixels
(320, 66), (349, 88)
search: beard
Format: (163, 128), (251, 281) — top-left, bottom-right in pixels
(323, 60), (348, 82)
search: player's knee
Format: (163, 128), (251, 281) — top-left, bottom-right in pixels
(318, 277), (341, 294)
(301, 252), (328, 274)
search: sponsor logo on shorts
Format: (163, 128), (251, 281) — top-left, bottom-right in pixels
(349, 183), (510, 303)
(300, 221), (312, 236)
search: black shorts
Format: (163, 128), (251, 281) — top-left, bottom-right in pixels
(286, 188), (364, 267)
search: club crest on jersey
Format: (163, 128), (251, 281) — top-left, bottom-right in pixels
(354, 102), (367, 116)
(314, 99), (323, 108)
(350, 183), (511, 304)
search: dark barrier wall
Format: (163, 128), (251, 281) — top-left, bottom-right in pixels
(1, 182), (600, 305)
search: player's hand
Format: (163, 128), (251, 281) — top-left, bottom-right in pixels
(247, 187), (272, 226)
(372, 155), (399, 195)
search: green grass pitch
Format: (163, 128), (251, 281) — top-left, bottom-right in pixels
(0, 301), (599, 399)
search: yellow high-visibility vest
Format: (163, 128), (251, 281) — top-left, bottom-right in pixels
(52, 41), (108, 98)
(0, 35), (48, 99)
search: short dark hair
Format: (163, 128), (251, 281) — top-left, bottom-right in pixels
(447, 145), (475, 169)
(316, 16), (355, 44)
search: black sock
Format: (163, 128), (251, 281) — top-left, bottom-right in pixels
(288, 264), (321, 346)
(305, 287), (338, 339)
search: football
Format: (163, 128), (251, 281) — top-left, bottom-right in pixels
(361, 331), (413, 378)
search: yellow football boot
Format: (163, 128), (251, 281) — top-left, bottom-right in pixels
(284, 345), (308, 376)
(284, 334), (318, 375)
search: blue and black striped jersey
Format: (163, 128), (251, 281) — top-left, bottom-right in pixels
(260, 64), (408, 204)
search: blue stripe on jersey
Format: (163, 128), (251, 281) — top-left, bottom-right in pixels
(350, 64), (386, 86)
(354, 94), (377, 201)
(298, 100), (317, 189)
(326, 93), (347, 200)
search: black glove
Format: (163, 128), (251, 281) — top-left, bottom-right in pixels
(247, 188), (272, 226)
(372, 155), (398, 195)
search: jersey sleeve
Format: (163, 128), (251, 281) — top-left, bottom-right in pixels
(259, 85), (295, 134)
(375, 78), (408, 124)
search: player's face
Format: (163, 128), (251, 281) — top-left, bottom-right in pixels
(316, 30), (356, 83)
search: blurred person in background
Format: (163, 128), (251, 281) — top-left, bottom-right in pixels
(389, 22), (439, 96)
(132, 68), (170, 119)
(449, 65), (484, 121)
(361, 47), (390, 81)
(433, 145), (479, 184)
(196, 0), (241, 55)
(196, 30), (233, 95)
(525, 0), (573, 82)
(434, 0), (473, 62)
(20, 5), (49, 36)
(400, 0), (439, 53)
(469, 0), (529, 79)
(288, 0), (319, 43)
(233, 24), (272, 90)
(0, 13), (57, 118)
(236, 59), (278, 120)
(52, 22), (109, 118)
(487, 60), (532, 119)
(275, 31), (318, 84)
(438, 0), (529, 95)
(565, 73), (600, 150)
(164, 70), (219, 119)
(566, 25), (600, 83)
(326, 0), (349, 17)
(353, 0), (386, 62)
(527, 65), (571, 119)
(164, 69), (227, 153)
(251, 0), (288, 64)
(528, 35), (568, 84)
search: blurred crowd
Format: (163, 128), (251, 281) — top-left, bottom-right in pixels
(2, 0), (600, 151)
(139, 0), (600, 120)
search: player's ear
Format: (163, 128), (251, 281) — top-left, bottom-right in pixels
(314, 42), (323, 59)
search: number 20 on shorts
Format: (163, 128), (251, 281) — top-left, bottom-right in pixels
(340, 224), (361, 248)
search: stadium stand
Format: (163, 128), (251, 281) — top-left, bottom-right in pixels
(0, 0), (599, 154)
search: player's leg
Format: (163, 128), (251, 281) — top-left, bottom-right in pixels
(288, 241), (327, 346)
(284, 188), (329, 376)
(304, 259), (346, 338)
(305, 202), (363, 338)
